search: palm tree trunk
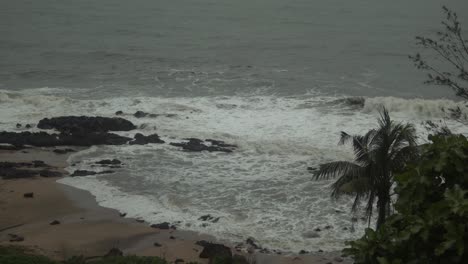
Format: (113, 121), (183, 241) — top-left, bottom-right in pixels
(376, 200), (387, 229)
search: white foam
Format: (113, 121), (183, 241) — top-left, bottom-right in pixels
(3, 89), (468, 251)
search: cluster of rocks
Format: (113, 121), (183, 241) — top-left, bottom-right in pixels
(196, 240), (249, 264)
(170, 138), (236, 153)
(0, 116), (236, 154)
(0, 161), (63, 180)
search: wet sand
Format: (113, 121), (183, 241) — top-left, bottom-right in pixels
(0, 147), (349, 264)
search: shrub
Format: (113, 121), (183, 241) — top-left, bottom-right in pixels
(344, 135), (468, 264)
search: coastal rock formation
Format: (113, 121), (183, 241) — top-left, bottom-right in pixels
(38, 116), (136, 133)
(197, 240), (232, 261)
(96, 159), (122, 165)
(53, 148), (75, 154)
(130, 133), (165, 145)
(0, 131), (132, 147)
(0, 161), (46, 179)
(170, 138), (236, 153)
(71, 170), (114, 177)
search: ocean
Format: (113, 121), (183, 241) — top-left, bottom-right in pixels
(1, 0), (468, 252)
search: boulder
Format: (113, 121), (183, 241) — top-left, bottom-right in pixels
(96, 159), (122, 165)
(71, 170), (97, 177)
(23, 192), (34, 198)
(150, 222), (171, 229)
(130, 133), (165, 145)
(134, 111), (148, 118)
(50, 220), (60, 225)
(198, 241), (232, 261)
(170, 138), (235, 153)
(39, 170), (63, 178)
(115, 111), (124, 115)
(53, 148), (75, 154)
(0, 131), (132, 147)
(8, 234), (24, 242)
(38, 116), (136, 133)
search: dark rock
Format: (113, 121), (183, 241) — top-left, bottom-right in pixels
(169, 236), (176, 240)
(196, 240), (210, 247)
(342, 227), (348, 231)
(299, 250), (309, 254)
(39, 170), (62, 178)
(232, 255), (249, 264)
(25, 124), (32, 129)
(0, 131), (132, 147)
(16, 123), (22, 128)
(205, 139), (237, 148)
(325, 225), (333, 229)
(0, 144), (22, 150)
(314, 228), (321, 232)
(130, 133), (165, 145)
(318, 249), (324, 253)
(174, 258), (184, 263)
(104, 248), (123, 257)
(38, 116), (136, 133)
(96, 159), (122, 165)
(198, 214), (219, 223)
(246, 237), (261, 249)
(153, 242), (162, 247)
(50, 220), (60, 225)
(32, 160), (46, 167)
(23, 192), (34, 198)
(119, 212), (127, 217)
(198, 242), (232, 261)
(53, 148), (75, 154)
(115, 111), (124, 115)
(8, 234), (24, 242)
(0, 168), (37, 179)
(170, 138), (235, 153)
(150, 222), (171, 229)
(134, 111), (149, 118)
(334, 257), (344, 262)
(71, 170), (97, 177)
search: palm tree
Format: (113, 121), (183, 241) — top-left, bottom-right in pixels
(314, 108), (418, 228)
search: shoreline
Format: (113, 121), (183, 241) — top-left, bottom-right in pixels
(0, 147), (350, 264)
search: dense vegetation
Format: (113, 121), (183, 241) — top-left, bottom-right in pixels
(0, 245), (247, 264)
(344, 135), (468, 264)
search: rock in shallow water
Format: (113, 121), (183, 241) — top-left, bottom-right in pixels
(170, 138), (236, 153)
(38, 116), (136, 133)
(130, 133), (165, 145)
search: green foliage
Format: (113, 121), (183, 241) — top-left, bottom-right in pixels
(0, 246), (55, 264)
(315, 108), (418, 228)
(0, 245), (199, 264)
(344, 135), (468, 264)
(62, 256), (170, 264)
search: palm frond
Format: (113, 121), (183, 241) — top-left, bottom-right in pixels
(314, 161), (361, 180)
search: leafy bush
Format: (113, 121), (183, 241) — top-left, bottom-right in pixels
(0, 246), (55, 264)
(344, 135), (468, 264)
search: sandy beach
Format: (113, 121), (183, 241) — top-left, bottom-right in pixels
(0, 147), (349, 264)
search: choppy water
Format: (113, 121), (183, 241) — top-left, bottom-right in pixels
(1, 0), (468, 252)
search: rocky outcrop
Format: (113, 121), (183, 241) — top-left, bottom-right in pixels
(150, 222), (175, 230)
(38, 116), (136, 133)
(197, 241), (232, 262)
(0, 161), (51, 179)
(96, 159), (122, 165)
(170, 138), (236, 153)
(130, 133), (165, 145)
(0, 131), (132, 147)
(71, 170), (114, 177)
